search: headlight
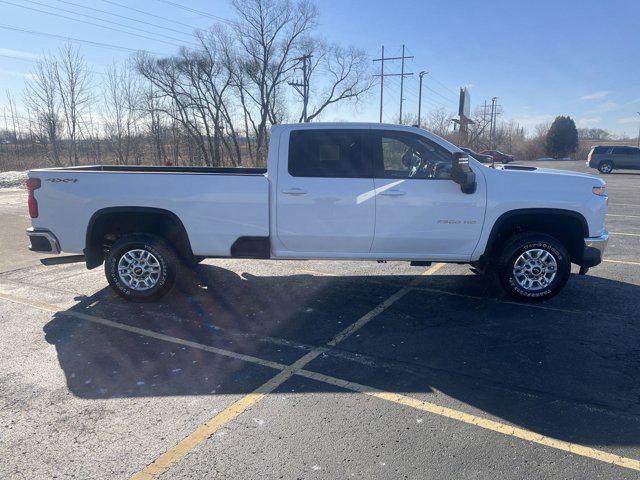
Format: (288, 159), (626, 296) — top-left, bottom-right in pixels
(592, 186), (607, 196)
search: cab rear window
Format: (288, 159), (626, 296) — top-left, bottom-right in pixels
(288, 129), (372, 178)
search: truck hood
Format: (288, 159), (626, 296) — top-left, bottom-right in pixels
(493, 164), (605, 186)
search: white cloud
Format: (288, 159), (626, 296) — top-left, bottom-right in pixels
(0, 48), (38, 60)
(580, 91), (610, 100)
(584, 101), (618, 114)
(617, 116), (639, 124)
(576, 117), (601, 127)
(0, 69), (29, 78)
(512, 114), (554, 127)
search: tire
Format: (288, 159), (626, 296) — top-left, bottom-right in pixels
(598, 161), (613, 174)
(497, 233), (571, 302)
(105, 233), (178, 302)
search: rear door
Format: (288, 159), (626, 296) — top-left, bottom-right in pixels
(274, 128), (376, 255)
(370, 129), (485, 259)
(613, 146), (640, 168)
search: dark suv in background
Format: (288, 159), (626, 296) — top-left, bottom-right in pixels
(588, 145), (640, 173)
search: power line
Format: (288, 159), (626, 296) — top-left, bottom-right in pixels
(51, 0), (196, 37)
(0, 53), (37, 63)
(373, 44), (414, 124)
(0, 0), (194, 48)
(429, 75), (458, 96)
(101, 0), (201, 31)
(152, 0), (233, 24)
(0, 24), (165, 55)
(425, 85), (456, 105)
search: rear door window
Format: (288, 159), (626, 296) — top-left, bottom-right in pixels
(612, 146), (637, 155)
(288, 129), (371, 178)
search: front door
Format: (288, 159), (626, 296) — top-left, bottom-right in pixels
(370, 130), (486, 260)
(275, 128), (376, 255)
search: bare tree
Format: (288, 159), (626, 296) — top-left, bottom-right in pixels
(103, 62), (141, 165)
(55, 44), (93, 166)
(231, 0), (318, 162)
(424, 107), (454, 138)
(303, 42), (374, 122)
(24, 55), (63, 167)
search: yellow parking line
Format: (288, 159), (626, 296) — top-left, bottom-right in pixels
(131, 351), (319, 480)
(0, 291), (289, 372)
(1, 270), (640, 474)
(131, 262), (444, 479)
(604, 259), (640, 266)
(610, 231), (640, 237)
(297, 370), (640, 472)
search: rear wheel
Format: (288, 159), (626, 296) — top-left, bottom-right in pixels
(598, 161), (613, 174)
(497, 233), (571, 302)
(105, 233), (178, 302)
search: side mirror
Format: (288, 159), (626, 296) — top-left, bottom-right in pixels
(451, 152), (477, 194)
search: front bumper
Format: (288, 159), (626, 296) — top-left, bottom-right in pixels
(26, 228), (61, 254)
(581, 230), (608, 267)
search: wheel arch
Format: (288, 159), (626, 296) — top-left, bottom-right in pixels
(481, 208), (588, 266)
(85, 206), (194, 269)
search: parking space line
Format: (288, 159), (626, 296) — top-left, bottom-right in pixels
(609, 203), (640, 207)
(607, 214), (640, 219)
(296, 369), (640, 472)
(0, 291), (289, 372)
(604, 259), (640, 266)
(2, 267), (640, 474)
(408, 285), (627, 318)
(130, 262), (444, 479)
(610, 231), (640, 237)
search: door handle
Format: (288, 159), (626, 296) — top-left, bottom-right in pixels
(380, 189), (406, 196)
(282, 188), (308, 195)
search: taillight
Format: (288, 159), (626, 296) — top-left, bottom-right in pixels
(587, 149), (593, 161)
(26, 177), (41, 218)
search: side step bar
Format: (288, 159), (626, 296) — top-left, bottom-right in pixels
(40, 255), (86, 266)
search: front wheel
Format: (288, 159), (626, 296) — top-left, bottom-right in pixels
(598, 161), (613, 174)
(497, 233), (571, 302)
(105, 234), (178, 302)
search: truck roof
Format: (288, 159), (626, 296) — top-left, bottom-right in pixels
(273, 122), (462, 153)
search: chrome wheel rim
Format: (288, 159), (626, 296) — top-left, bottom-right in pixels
(117, 249), (161, 291)
(600, 163), (612, 173)
(513, 248), (557, 291)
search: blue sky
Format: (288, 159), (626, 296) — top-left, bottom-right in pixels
(1, 0), (639, 135)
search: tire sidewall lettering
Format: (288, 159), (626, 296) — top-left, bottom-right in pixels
(109, 243), (167, 297)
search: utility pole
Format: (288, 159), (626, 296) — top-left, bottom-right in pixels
(488, 97), (501, 148)
(289, 54), (312, 122)
(482, 100), (490, 124)
(417, 71), (427, 128)
(377, 46), (384, 122)
(373, 45), (414, 123)
(489, 97), (496, 147)
(637, 112), (640, 148)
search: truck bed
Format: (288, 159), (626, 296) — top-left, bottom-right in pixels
(39, 165), (267, 175)
(29, 166), (270, 257)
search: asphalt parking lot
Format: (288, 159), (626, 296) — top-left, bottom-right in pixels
(1, 159), (640, 479)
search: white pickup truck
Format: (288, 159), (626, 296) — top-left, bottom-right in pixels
(26, 123), (609, 302)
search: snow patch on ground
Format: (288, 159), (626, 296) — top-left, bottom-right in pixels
(0, 170), (27, 189)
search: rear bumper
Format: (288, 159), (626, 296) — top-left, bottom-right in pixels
(26, 228), (61, 254)
(580, 230), (608, 267)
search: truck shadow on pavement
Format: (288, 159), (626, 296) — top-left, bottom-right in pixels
(43, 263), (640, 448)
